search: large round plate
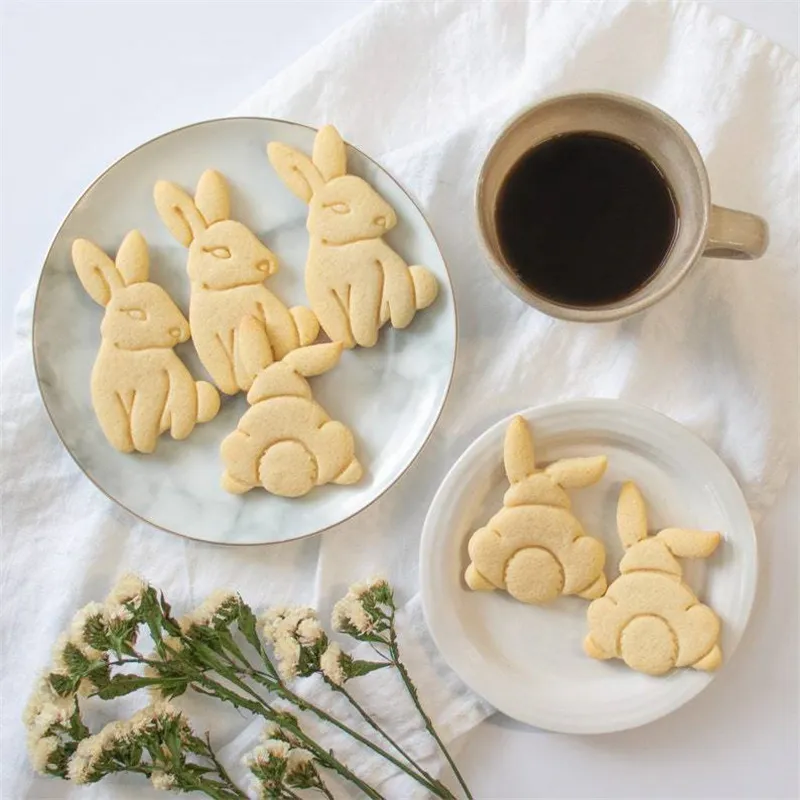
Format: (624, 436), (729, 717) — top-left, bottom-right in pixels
(33, 118), (455, 545)
(420, 400), (756, 733)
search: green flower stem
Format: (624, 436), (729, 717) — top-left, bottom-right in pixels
(268, 674), (454, 799)
(331, 681), (456, 800)
(317, 782), (336, 800)
(224, 651), (452, 799)
(387, 617), (473, 800)
(203, 733), (248, 800)
(188, 669), (383, 800)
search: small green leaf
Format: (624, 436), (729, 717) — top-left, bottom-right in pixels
(344, 659), (391, 679)
(96, 674), (163, 700)
(49, 673), (75, 697)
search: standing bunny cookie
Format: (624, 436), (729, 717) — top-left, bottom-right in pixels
(267, 125), (438, 349)
(221, 334), (362, 498)
(584, 481), (723, 676)
(72, 230), (220, 453)
(465, 416), (608, 604)
(154, 169), (319, 395)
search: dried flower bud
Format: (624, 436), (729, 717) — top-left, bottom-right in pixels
(106, 573), (148, 607)
(151, 770), (177, 791)
(28, 735), (60, 774)
(320, 643), (346, 686)
(178, 590), (238, 633)
(332, 596), (372, 635)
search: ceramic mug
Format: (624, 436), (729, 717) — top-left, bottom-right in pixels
(476, 92), (769, 322)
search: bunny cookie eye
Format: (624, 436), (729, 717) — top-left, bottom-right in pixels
(123, 308), (147, 321)
(324, 202), (350, 215)
(204, 246), (232, 259)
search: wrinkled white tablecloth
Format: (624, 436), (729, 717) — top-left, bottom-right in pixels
(2, 1), (798, 797)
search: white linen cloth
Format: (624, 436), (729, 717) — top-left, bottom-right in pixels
(2, 0), (798, 797)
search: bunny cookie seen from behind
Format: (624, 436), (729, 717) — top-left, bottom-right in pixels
(465, 416), (608, 604)
(584, 481), (723, 676)
(221, 334), (362, 498)
(267, 125), (438, 349)
(154, 169), (319, 395)
(72, 231), (220, 453)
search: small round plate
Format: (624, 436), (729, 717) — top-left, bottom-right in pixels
(33, 118), (455, 545)
(420, 400), (757, 734)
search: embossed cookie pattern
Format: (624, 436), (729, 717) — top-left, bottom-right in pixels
(71, 230), (220, 453)
(154, 169), (319, 395)
(220, 336), (362, 498)
(267, 125), (438, 349)
(584, 481), (723, 676)
(465, 416), (608, 604)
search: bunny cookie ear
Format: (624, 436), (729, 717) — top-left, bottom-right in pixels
(656, 528), (721, 559)
(312, 125), (347, 182)
(114, 230), (149, 286)
(283, 342), (343, 377)
(153, 180), (207, 247)
(194, 169), (230, 225)
(545, 456), (607, 489)
(617, 481), (649, 548)
(267, 142), (324, 203)
(72, 239), (124, 306)
(504, 416), (537, 485)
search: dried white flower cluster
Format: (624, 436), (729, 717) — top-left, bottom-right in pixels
(67, 702), (185, 784)
(261, 606), (353, 686)
(105, 573), (148, 607)
(244, 726), (319, 798)
(23, 675), (73, 774)
(178, 590), (238, 633)
(331, 576), (390, 638)
(319, 642), (347, 686)
(261, 607), (323, 681)
(24, 573), (151, 775)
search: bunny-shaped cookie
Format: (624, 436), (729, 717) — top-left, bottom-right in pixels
(220, 333), (362, 498)
(584, 481), (722, 676)
(154, 169), (320, 395)
(267, 125), (438, 349)
(72, 231), (220, 453)
(465, 416), (608, 604)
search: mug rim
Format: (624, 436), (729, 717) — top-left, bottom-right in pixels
(475, 91), (711, 322)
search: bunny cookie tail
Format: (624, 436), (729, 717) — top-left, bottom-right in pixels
(196, 381), (220, 423)
(409, 266), (438, 310)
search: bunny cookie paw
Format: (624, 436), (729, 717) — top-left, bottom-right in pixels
(220, 338), (362, 498)
(267, 125), (438, 349)
(465, 416), (608, 605)
(584, 481), (723, 676)
(71, 230), (220, 453)
(154, 169), (319, 395)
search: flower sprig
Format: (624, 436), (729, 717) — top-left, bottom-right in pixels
(24, 573), (471, 800)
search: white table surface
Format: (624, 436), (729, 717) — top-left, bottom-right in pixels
(1, 1), (798, 798)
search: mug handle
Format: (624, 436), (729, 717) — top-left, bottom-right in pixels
(704, 204), (769, 260)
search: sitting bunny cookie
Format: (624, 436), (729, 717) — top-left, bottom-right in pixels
(465, 416), (608, 604)
(584, 481), (722, 676)
(72, 231), (220, 453)
(267, 125), (438, 349)
(154, 169), (319, 395)
(220, 334), (362, 498)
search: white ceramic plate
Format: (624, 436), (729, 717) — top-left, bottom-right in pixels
(33, 118), (455, 545)
(420, 400), (756, 734)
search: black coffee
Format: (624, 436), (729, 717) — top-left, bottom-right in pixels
(495, 132), (677, 307)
